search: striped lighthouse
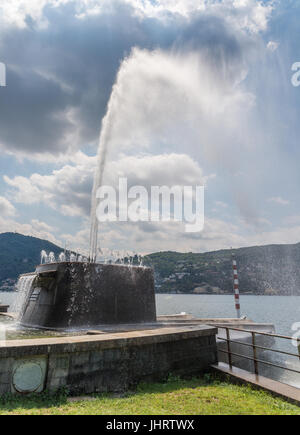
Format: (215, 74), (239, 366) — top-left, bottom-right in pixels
(232, 253), (241, 318)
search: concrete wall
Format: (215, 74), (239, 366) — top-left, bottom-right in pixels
(0, 326), (217, 396)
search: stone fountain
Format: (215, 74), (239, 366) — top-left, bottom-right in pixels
(18, 262), (156, 330)
(1, 259), (218, 396)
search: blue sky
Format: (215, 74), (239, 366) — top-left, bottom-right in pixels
(0, 0), (300, 255)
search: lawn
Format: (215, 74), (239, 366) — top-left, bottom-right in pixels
(0, 375), (299, 415)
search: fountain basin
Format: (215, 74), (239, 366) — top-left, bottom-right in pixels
(0, 325), (218, 396)
(20, 262), (156, 329)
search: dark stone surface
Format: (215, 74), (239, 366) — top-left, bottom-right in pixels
(0, 326), (218, 396)
(50, 331), (218, 394)
(20, 263), (156, 329)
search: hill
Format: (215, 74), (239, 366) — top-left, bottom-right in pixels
(0, 233), (62, 290)
(148, 243), (300, 295)
(1, 232), (300, 295)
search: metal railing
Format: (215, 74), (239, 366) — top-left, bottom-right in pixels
(215, 326), (300, 377)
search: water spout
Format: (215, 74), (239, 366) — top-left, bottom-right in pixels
(49, 252), (56, 263)
(41, 250), (48, 264)
(11, 275), (36, 320)
(59, 252), (66, 262)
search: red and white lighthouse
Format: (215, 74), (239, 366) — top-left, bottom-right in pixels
(232, 253), (241, 318)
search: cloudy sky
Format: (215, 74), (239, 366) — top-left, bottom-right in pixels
(0, 0), (300, 255)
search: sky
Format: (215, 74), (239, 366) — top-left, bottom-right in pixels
(0, 0), (300, 255)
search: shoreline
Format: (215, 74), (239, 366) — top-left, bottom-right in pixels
(2, 291), (300, 296)
(156, 292), (300, 296)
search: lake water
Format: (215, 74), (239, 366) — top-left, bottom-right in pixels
(156, 294), (300, 336)
(1, 292), (300, 336)
(1, 292), (300, 387)
(156, 294), (300, 388)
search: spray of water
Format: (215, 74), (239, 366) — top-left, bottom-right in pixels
(49, 252), (56, 263)
(41, 250), (48, 264)
(11, 275), (36, 319)
(70, 253), (77, 262)
(89, 99), (117, 261)
(59, 252), (66, 262)
(88, 46), (253, 260)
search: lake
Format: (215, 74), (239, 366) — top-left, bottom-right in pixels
(1, 292), (300, 336)
(156, 294), (300, 336)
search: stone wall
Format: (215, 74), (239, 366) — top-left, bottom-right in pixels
(0, 326), (217, 395)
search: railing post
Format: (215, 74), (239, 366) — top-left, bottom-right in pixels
(226, 328), (233, 369)
(252, 332), (259, 376)
(298, 339), (300, 362)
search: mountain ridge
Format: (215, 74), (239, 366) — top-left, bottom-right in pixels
(0, 232), (63, 290)
(148, 242), (300, 295)
(1, 232), (300, 295)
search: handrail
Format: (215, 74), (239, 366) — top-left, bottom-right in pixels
(218, 337), (300, 359)
(212, 324), (300, 342)
(215, 325), (300, 378)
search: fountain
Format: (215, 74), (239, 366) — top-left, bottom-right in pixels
(0, 117), (218, 396)
(8, 69), (159, 331)
(12, 248), (156, 330)
(17, 261), (156, 329)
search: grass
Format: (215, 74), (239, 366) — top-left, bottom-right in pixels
(0, 375), (299, 415)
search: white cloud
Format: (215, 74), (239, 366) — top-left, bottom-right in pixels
(0, 0), (283, 256)
(107, 154), (207, 188)
(0, 217), (61, 246)
(267, 40), (279, 52)
(244, 225), (300, 247)
(268, 197), (290, 206)
(30, 219), (57, 233)
(125, 0), (273, 33)
(0, 0), (273, 33)
(230, 0), (273, 33)
(4, 152), (96, 216)
(215, 201), (228, 208)
(0, 197), (16, 217)
(0, 0), (65, 28)
(4, 152), (209, 217)
(282, 215), (300, 226)
(61, 218), (243, 254)
(63, 213), (300, 255)
(0, 0), (273, 161)
(1, 207), (298, 256)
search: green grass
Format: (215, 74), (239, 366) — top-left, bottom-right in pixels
(0, 375), (299, 415)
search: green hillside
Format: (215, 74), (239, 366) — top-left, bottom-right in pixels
(1, 232), (300, 295)
(148, 243), (300, 295)
(0, 233), (62, 290)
